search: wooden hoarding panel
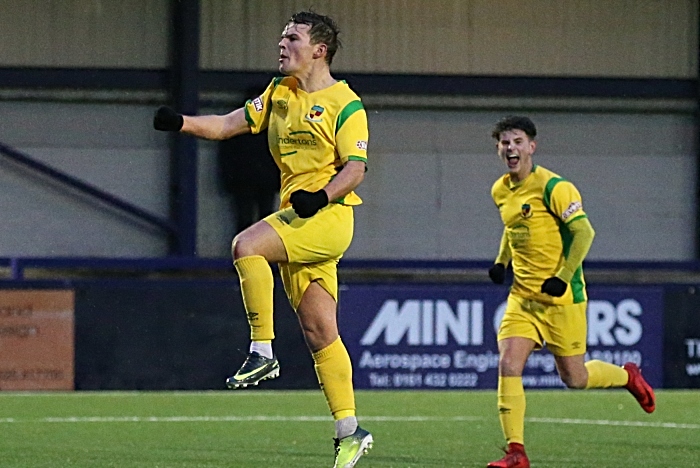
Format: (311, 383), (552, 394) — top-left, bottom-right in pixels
(0, 290), (75, 391)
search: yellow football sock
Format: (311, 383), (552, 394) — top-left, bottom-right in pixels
(497, 376), (525, 445)
(312, 337), (356, 420)
(234, 255), (274, 341)
(584, 360), (629, 389)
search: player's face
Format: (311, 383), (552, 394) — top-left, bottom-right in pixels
(278, 23), (317, 76)
(496, 129), (536, 181)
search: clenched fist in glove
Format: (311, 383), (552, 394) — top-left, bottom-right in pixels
(153, 106), (184, 132)
(541, 276), (567, 297)
(488, 263), (506, 285)
(290, 190), (329, 218)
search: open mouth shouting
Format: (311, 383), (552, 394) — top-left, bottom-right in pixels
(506, 153), (520, 169)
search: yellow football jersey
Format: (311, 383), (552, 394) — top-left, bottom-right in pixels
(491, 165), (588, 305)
(244, 77), (368, 209)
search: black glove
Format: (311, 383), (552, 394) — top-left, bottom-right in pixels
(488, 263), (506, 284)
(541, 277), (567, 297)
(290, 190), (329, 218)
(153, 106), (184, 131)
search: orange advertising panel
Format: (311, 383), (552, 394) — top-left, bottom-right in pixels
(0, 289), (75, 390)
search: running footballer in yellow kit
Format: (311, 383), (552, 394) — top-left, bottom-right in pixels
(485, 116), (656, 468)
(152, 11), (372, 468)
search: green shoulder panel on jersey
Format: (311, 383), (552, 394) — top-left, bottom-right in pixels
(273, 76), (284, 87)
(542, 176), (566, 212)
(336, 100), (364, 134)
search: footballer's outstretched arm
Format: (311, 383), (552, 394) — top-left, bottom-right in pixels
(181, 107), (251, 141)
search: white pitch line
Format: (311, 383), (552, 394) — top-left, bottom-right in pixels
(526, 417), (700, 430)
(0, 415), (695, 429)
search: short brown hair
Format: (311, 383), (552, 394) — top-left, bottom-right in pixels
(289, 11), (341, 65)
(491, 116), (537, 140)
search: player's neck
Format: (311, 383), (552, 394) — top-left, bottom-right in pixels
(294, 67), (336, 94)
(509, 162), (533, 183)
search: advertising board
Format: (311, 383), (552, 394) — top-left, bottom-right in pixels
(0, 290), (75, 390)
(339, 285), (663, 389)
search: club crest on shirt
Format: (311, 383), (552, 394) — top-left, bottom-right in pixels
(305, 105), (325, 122)
(521, 203), (532, 219)
(275, 99), (288, 110)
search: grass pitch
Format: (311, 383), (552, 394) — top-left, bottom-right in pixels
(0, 390), (698, 467)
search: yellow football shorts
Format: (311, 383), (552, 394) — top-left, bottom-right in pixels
(263, 203), (354, 310)
(497, 294), (588, 356)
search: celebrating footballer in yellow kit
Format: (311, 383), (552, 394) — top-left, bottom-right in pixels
(486, 116), (656, 468)
(152, 11), (372, 468)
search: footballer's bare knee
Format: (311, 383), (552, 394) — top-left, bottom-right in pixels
(560, 373), (587, 389)
(301, 324), (336, 353)
(497, 337), (535, 376)
(555, 355), (588, 389)
(231, 221), (284, 261)
(498, 352), (528, 376)
(231, 235), (251, 259)
(498, 361), (520, 377)
(231, 233), (253, 259)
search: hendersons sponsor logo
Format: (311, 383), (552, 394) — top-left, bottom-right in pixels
(277, 136), (317, 146)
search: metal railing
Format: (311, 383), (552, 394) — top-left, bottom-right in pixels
(0, 141), (177, 236)
(3, 257), (700, 284)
